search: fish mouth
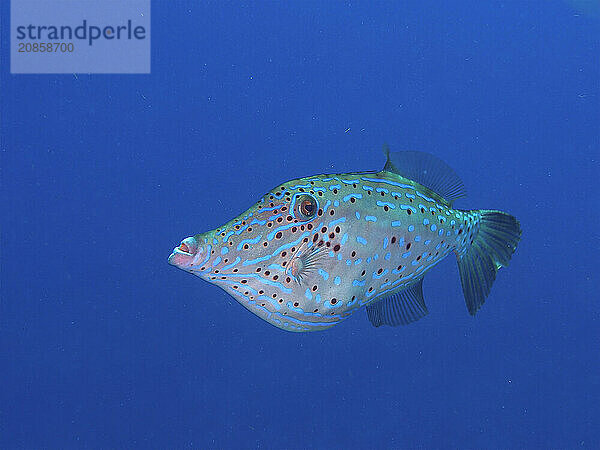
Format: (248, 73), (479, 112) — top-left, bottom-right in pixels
(168, 236), (200, 268)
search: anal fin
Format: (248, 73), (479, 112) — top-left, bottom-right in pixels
(366, 278), (428, 327)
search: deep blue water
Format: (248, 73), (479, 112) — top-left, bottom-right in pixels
(2, 1), (599, 448)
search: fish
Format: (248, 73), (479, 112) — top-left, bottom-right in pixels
(168, 147), (521, 332)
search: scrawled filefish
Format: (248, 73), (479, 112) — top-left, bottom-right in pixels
(168, 148), (521, 332)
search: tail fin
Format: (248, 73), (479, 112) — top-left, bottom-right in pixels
(457, 210), (522, 315)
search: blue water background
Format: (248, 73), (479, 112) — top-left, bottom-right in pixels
(2, 1), (599, 448)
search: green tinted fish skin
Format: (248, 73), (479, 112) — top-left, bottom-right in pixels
(168, 151), (520, 332)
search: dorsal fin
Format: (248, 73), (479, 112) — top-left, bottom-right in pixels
(382, 145), (466, 206)
(365, 278), (428, 327)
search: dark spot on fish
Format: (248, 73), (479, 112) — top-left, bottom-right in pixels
(300, 225), (305, 231)
(267, 222), (273, 227)
(318, 191), (323, 196)
(277, 217), (283, 223)
(291, 227), (297, 233)
(287, 215), (293, 221)
(264, 270), (270, 276)
(314, 308), (319, 312)
(286, 277), (291, 283)
(233, 285), (238, 289)
(326, 241), (331, 247)
(406, 243), (411, 250)
(377, 268), (383, 274)
(281, 251), (287, 257)
(329, 232), (335, 239)
(335, 226), (341, 233)
(256, 267), (261, 272)
(331, 298), (337, 304)
(307, 224), (313, 230)
(333, 189), (338, 194)
(350, 197), (356, 203)
(272, 293), (277, 298)
(329, 210), (335, 216)
(233, 268), (238, 272)
(275, 232), (282, 239)
(313, 233), (319, 242)
(318, 240), (324, 247)
(384, 205), (389, 211)
(241, 280), (247, 284)
(279, 299), (284, 303)
(321, 227), (327, 233)
(294, 302), (299, 307)
(214, 269), (220, 273)
(318, 208), (323, 216)
(273, 275), (279, 280)
(248, 227), (253, 232)
(351, 251), (356, 257)
(361, 270), (366, 276)
(243, 244), (249, 250)
(421, 207), (425, 213)
(407, 209), (412, 215)
(259, 290), (264, 294)
(391, 236), (396, 244)
(333, 244), (340, 252)
(281, 206), (287, 211)
(263, 242), (268, 247)
(416, 255), (421, 261)
(312, 285), (318, 291)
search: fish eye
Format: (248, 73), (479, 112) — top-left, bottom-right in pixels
(295, 194), (317, 220)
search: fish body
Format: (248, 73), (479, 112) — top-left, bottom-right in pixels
(169, 149), (521, 332)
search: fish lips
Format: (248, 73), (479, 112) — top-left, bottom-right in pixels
(168, 236), (202, 269)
